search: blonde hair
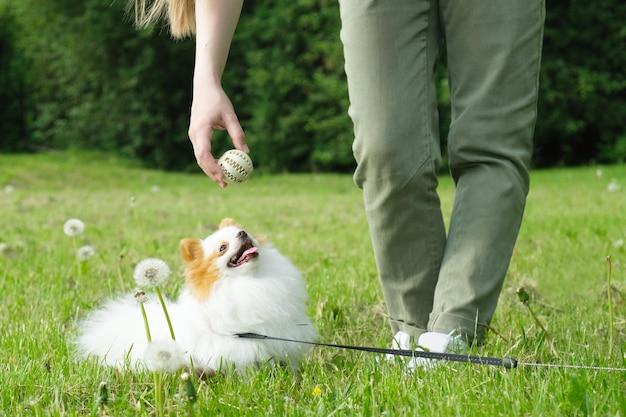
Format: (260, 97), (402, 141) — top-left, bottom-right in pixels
(132, 0), (196, 38)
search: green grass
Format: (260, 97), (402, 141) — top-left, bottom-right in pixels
(1, 151), (625, 416)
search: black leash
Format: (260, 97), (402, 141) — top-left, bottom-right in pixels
(237, 333), (626, 372)
(236, 332), (517, 369)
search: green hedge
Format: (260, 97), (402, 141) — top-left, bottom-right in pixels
(535, 0), (626, 166)
(223, 0), (353, 172)
(1, 0), (625, 171)
(1, 0), (196, 170)
(0, 4), (29, 152)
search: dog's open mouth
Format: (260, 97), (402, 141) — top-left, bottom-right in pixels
(228, 240), (259, 267)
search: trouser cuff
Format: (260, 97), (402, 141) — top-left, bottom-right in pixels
(429, 312), (488, 344)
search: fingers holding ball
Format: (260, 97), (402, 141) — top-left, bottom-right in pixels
(218, 149), (254, 184)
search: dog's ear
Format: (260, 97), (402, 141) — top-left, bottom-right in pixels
(180, 238), (203, 262)
(218, 218), (239, 229)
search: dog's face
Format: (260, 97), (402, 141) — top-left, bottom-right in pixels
(180, 218), (260, 300)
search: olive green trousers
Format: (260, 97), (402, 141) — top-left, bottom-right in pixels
(340, 0), (545, 343)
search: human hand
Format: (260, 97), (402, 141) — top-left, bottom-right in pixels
(188, 84), (248, 188)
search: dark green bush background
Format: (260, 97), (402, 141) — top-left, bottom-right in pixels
(1, 0), (625, 172)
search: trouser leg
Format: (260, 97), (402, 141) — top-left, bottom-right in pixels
(429, 0), (545, 342)
(340, 0), (443, 338)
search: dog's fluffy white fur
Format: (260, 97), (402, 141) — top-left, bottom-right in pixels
(76, 218), (318, 374)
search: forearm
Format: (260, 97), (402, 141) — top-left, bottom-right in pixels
(189, 0), (246, 185)
(194, 0), (244, 86)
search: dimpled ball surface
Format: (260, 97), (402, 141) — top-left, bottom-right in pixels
(218, 150), (254, 184)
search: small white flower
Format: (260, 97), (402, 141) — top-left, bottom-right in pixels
(133, 258), (171, 288)
(63, 219), (85, 237)
(607, 179), (621, 193)
(77, 245), (96, 261)
(143, 339), (186, 373)
(614, 239), (624, 249)
(4, 185), (14, 193)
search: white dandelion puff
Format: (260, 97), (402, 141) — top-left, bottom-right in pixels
(143, 339), (186, 373)
(596, 169), (603, 178)
(77, 245), (96, 261)
(133, 258), (171, 288)
(614, 239), (624, 249)
(63, 219), (85, 237)
(150, 185), (160, 193)
(4, 185), (14, 193)
(607, 179), (620, 193)
(0, 243), (9, 255)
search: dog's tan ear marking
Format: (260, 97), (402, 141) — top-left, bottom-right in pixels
(219, 218), (238, 229)
(180, 238), (202, 262)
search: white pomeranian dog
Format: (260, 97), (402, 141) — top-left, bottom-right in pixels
(76, 218), (318, 375)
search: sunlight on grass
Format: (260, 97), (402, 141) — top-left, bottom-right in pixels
(1, 152), (625, 415)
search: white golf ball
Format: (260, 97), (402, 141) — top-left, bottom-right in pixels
(218, 149), (254, 184)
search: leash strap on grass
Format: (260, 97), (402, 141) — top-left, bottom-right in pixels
(236, 332), (518, 369)
(515, 362), (626, 372)
(237, 333), (626, 372)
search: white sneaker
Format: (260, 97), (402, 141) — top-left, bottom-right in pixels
(386, 331), (413, 362)
(389, 331), (467, 371)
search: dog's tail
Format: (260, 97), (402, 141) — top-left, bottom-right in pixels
(75, 294), (179, 368)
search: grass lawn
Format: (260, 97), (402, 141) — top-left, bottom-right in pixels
(1, 151), (625, 416)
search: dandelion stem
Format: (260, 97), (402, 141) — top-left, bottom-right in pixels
(516, 287), (558, 357)
(139, 300), (152, 343)
(72, 237), (81, 278)
(117, 253), (126, 291)
(529, 305), (558, 356)
(607, 255), (614, 357)
(64, 219), (85, 278)
(180, 372), (197, 417)
(155, 287), (176, 340)
(154, 371), (164, 417)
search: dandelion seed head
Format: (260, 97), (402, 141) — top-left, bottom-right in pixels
(0, 243), (8, 255)
(150, 185), (160, 193)
(143, 339), (186, 373)
(134, 289), (149, 304)
(63, 218), (85, 237)
(77, 245), (96, 261)
(4, 185), (14, 193)
(614, 239), (624, 249)
(607, 179), (621, 193)
(133, 258), (171, 288)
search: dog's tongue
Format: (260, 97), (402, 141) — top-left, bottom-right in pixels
(238, 247), (258, 263)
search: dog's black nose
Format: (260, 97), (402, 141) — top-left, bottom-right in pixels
(237, 230), (248, 239)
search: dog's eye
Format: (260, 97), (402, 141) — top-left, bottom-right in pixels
(219, 244), (228, 253)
